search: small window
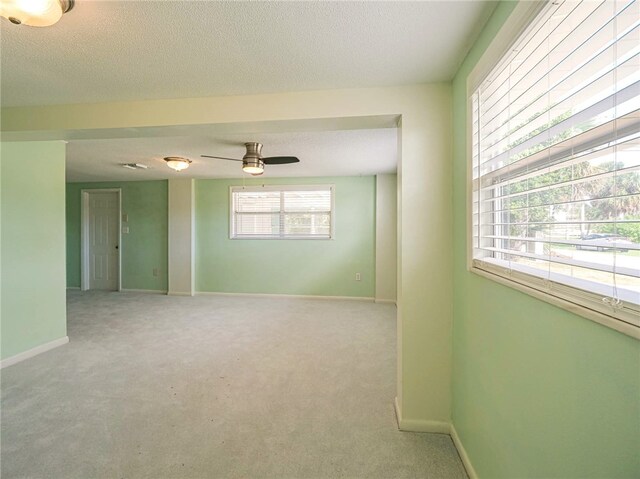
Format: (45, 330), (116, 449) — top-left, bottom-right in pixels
(470, 0), (640, 330)
(230, 185), (334, 239)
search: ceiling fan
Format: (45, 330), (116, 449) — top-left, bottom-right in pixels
(201, 142), (300, 176)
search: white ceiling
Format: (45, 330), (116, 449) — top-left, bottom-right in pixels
(3, 1), (494, 182)
(65, 128), (398, 182)
(0, 0), (496, 107)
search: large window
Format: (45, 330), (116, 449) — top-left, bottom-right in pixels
(470, 0), (639, 330)
(230, 185), (334, 239)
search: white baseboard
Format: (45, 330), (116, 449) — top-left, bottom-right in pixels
(0, 336), (69, 369)
(68, 288), (167, 294)
(196, 291), (375, 302)
(121, 289), (168, 294)
(394, 397), (451, 434)
(393, 399), (477, 478)
(451, 423), (478, 479)
(375, 298), (397, 305)
(168, 291), (194, 297)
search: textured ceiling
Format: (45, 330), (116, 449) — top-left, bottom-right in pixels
(65, 128), (398, 182)
(4, 1), (492, 182)
(1, 0), (496, 107)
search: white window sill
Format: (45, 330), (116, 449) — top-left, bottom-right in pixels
(230, 236), (333, 240)
(469, 260), (640, 340)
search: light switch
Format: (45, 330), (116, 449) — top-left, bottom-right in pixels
(122, 213), (128, 222)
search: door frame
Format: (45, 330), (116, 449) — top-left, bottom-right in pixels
(80, 188), (122, 291)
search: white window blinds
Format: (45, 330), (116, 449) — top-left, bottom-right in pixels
(471, 0), (640, 327)
(230, 185), (333, 239)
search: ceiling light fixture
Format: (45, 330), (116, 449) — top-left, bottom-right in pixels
(164, 157), (192, 172)
(201, 142), (298, 177)
(1, 0), (74, 27)
(242, 158), (264, 176)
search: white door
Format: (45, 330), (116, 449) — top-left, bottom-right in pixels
(88, 192), (119, 290)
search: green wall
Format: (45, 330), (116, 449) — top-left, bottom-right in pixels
(66, 181), (168, 291)
(1, 141), (67, 360)
(195, 176), (375, 297)
(451, 3), (640, 478)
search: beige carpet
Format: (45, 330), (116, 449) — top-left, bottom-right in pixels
(1, 291), (466, 478)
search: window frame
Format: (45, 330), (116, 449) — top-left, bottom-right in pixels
(229, 184), (335, 240)
(466, 1), (640, 340)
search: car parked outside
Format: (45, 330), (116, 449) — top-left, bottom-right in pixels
(575, 234), (634, 252)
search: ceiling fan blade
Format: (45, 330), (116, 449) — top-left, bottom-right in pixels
(262, 156), (300, 165)
(201, 155), (243, 162)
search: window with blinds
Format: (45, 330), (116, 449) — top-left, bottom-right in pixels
(230, 185), (334, 239)
(471, 0), (639, 328)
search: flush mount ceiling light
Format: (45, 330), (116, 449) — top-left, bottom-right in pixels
(164, 157), (192, 172)
(1, 0), (74, 27)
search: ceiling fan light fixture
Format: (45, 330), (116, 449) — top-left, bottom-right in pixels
(1, 0), (73, 27)
(164, 157), (192, 172)
(201, 142), (299, 176)
(242, 159), (264, 175)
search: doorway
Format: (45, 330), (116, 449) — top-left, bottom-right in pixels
(81, 189), (121, 291)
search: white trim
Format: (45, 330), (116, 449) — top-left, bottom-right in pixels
(229, 236), (334, 241)
(476, 258), (640, 322)
(81, 188), (122, 292)
(374, 299), (397, 305)
(450, 424), (478, 479)
(392, 400), (478, 479)
(196, 291), (374, 302)
(230, 184), (336, 193)
(66, 286), (80, 290)
(466, 1), (545, 93)
(229, 184), (335, 240)
(167, 292), (194, 297)
(466, 1), (543, 272)
(120, 289), (168, 294)
(394, 397), (451, 434)
(0, 336), (69, 369)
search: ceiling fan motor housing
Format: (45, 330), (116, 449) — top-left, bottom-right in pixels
(243, 142), (264, 170)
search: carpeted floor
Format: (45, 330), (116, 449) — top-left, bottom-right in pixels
(1, 291), (466, 479)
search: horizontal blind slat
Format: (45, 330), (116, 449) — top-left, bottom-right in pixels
(481, 8), (639, 142)
(478, 246), (640, 278)
(480, 80), (640, 167)
(482, 45), (640, 152)
(480, 164), (640, 201)
(480, 132), (640, 187)
(478, 110), (640, 179)
(484, 235), (640, 251)
(486, 192), (640, 213)
(480, 0), (606, 110)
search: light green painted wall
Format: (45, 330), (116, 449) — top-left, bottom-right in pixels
(195, 176), (375, 297)
(66, 181), (168, 291)
(451, 3), (640, 478)
(1, 85), (456, 422)
(1, 141), (67, 360)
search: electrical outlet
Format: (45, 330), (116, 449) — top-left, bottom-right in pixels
(153, 268), (159, 277)
(122, 226), (129, 234)
(355, 273), (361, 281)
